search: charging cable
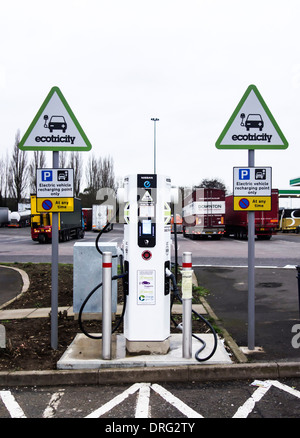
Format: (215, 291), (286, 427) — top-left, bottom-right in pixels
(167, 267), (218, 362)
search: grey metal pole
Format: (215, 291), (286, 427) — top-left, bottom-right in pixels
(51, 151), (59, 350)
(102, 252), (112, 360)
(151, 118), (159, 174)
(248, 149), (255, 350)
(182, 252), (193, 359)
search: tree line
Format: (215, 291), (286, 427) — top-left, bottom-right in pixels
(0, 130), (116, 209)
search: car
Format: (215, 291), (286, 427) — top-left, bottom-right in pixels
(57, 171), (68, 181)
(48, 115), (67, 133)
(245, 114), (264, 131)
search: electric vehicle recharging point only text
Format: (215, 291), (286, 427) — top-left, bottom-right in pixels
(122, 174), (173, 354)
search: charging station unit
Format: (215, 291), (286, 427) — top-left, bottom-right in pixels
(122, 174), (173, 354)
(56, 173), (229, 369)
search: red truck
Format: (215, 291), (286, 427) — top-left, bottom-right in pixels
(30, 195), (84, 243)
(225, 189), (279, 240)
(82, 208), (92, 230)
(182, 188), (225, 239)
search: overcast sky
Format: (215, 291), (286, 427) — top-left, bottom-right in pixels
(1, 0), (299, 192)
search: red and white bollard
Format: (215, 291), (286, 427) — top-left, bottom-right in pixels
(102, 252), (112, 360)
(182, 252), (193, 359)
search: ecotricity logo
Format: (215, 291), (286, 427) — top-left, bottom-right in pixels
(35, 114), (76, 145)
(232, 113), (272, 143)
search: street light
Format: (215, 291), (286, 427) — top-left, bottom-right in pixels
(151, 118), (159, 174)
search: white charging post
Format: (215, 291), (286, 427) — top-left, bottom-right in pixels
(122, 174), (172, 354)
(182, 252), (193, 359)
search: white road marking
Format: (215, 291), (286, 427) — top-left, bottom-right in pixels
(85, 382), (143, 418)
(0, 390), (26, 418)
(233, 380), (300, 418)
(135, 383), (151, 418)
(151, 384), (203, 418)
(43, 389), (65, 418)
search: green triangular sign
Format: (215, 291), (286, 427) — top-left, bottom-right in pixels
(19, 86), (92, 151)
(215, 84), (288, 150)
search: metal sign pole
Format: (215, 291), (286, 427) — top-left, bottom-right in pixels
(51, 151), (59, 349)
(248, 149), (255, 350)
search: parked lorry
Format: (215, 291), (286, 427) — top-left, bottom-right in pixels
(225, 189), (279, 240)
(278, 208), (300, 232)
(0, 207), (11, 227)
(182, 188), (225, 239)
(171, 214), (183, 233)
(82, 208), (92, 230)
(92, 204), (114, 232)
(8, 210), (31, 227)
(30, 194), (84, 243)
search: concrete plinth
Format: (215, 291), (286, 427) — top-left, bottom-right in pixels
(57, 333), (232, 369)
(126, 338), (170, 355)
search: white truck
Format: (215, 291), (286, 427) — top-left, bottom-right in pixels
(0, 207), (11, 227)
(92, 204), (114, 232)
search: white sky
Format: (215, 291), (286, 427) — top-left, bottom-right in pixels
(1, 0), (299, 193)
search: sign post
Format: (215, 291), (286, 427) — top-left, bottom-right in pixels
(216, 84), (288, 350)
(247, 150), (255, 351)
(51, 152), (59, 350)
(19, 86), (92, 349)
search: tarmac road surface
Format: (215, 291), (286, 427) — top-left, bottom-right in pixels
(1, 378), (300, 418)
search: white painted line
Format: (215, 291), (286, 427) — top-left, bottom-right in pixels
(43, 390), (65, 418)
(232, 380), (300, 418)
(151, 383), (203, 418)
(270, 380), (300, 399)
(232, 382), (271, 418)
(135, 383), (151, 418)
(85, 383), (142, 418)
(0, 390), (26, 418)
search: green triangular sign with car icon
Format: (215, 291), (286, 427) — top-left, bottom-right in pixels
(19, 86), (92, 152)
(215, 84), (288, 150)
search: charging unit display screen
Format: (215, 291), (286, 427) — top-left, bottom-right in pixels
(137, 174), (157, 248)
(142, 219), (152, 234)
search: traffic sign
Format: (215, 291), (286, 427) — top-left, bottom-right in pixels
(215, 85), (288, 150)
(36, 168), (74, 198)
(233, 166), (272, 211)
(233, 167), (272, 197)
(37, 197), (74, 213)
(19, 87), (92, 151)
(234, 196), (271, 211)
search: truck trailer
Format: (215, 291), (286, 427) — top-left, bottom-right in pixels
(225, 189), (279, 240)
(0, 207), (11, 227)
(30, 194), (84, 243)
(82, 208), (92, 230)
(182, 188), (225, 239)
(8, 211), (31, 227)
(278, 208), (300, 232)
(92, 204), (114, 232)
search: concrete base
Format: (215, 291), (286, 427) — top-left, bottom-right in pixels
(57, 333), (232, 369)
(126, 338), (170, 355)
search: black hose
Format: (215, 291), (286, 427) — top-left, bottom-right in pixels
(170, 222), (218, 362)
(78, 272), (127, 339)
(79, 206), (128, 339)
(95, 206), (119, 258)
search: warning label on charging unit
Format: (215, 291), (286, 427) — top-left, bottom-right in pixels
(137, 270), (155, 305)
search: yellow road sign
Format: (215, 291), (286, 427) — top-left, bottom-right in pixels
(37, 197), (74, 213)
(234, 196), (271, 211)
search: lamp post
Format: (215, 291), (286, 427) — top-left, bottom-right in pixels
(151, 118), (159, 174)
